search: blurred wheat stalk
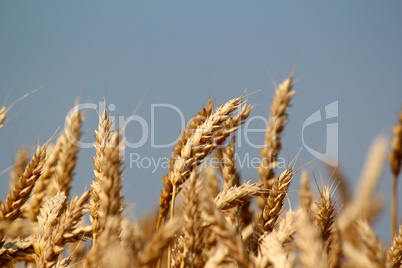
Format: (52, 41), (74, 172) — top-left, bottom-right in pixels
(0, 70), (401, 268)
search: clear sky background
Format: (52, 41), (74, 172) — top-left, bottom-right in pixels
(1, 1), (401, 243)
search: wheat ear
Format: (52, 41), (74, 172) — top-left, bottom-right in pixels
(214, 181), (263, 210)
(295, 208), (328, 268)
(389, 108), (402, 237)
(0, 238), (36, 265)
(0, 145), (46, 222)
(259, 168), (295, 233)
(34, 191), (67, 266)
(326, 164), (350, 205)
(90, 106), (113, 244)
(315, 186), (336, 256)
(255, 210), (298, 268)
(9, 147), (29, 193)
(166, 96), (249, 267)
(84, 216), (121, 268)
(0, 104), (7, 130)
(86, 127), (124, 265)
(181, 172), (205, 268)
(157, 96), (250, 236)
(36, 190), (90, 267)
(356, 220), (386, 267)
(136, 218), (182, 267)
(298, 170), (313, 212)
(257, 69), (295, 209)
(338, 136), (387, 232)
(170, 96), (247, 197)
(200, 190), (250, 268)
(27, 143), (60, 222)
(157, 97), (215, 229)
(215, 136), (239, 191)
(202, 164), (220, 198)
(47, 105), (83, 199)
(256, 232), (294, 268)
(97, 129), (124, 236)
(388, 225), (402, 268)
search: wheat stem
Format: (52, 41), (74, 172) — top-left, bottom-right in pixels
(392, 174), (398, 238)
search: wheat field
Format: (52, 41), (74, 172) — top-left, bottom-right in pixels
(0, 70), (401, 268)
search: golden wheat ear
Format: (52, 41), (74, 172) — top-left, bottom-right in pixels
(295, 208), (328, 268)
(157, 95), (253, 236)
(388, 225), (402, 268)
(89, 100), (114, 245)
(8, 147), (29, 194)
(389, 108), (402, 237)
(0, 144), (47, 222)
(257, 69), (296, 210)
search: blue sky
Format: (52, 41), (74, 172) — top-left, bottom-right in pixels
(1, 1), (401, 243)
